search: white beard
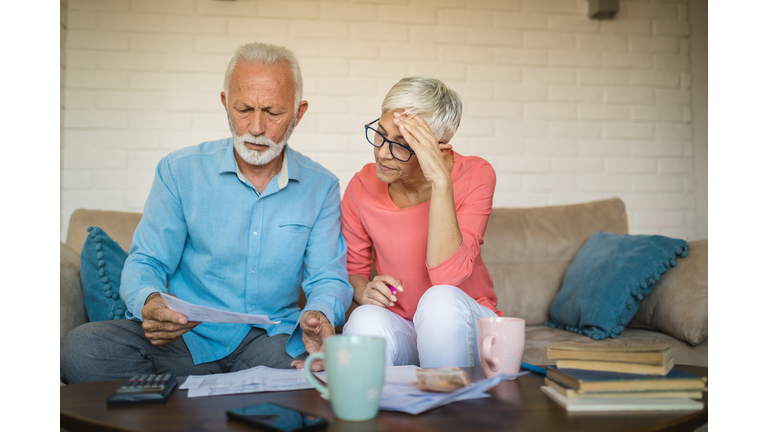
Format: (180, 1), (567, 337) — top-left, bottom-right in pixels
(228, 113), (297, 166)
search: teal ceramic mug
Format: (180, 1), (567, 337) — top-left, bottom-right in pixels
(304, 335), (385, 421)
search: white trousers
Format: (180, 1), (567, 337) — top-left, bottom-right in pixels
(342, 285), (498, 368)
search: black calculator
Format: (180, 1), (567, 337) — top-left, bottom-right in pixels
(107, 374), (178, 405)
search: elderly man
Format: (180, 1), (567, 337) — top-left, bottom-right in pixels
(60, 43), (353, 383)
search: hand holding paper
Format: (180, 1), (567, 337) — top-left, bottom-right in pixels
(141, 292), (200, 346)
(159, 292), (280, 325)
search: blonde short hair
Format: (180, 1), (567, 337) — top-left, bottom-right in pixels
(381, 76), (462, 143)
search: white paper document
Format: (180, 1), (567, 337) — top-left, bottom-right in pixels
(181, 363), (524, 414)
(182, 366), (311, 397)
(379, 366), (527, 415)
(159, 292), (280, 325)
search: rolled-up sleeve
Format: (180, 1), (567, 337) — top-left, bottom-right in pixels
(426, 163), (496, 286)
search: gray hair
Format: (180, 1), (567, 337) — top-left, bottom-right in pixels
(223, 42), (303, 113)
(381, 76), (462, 143)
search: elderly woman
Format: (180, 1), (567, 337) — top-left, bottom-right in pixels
(341, 76), (502, 368)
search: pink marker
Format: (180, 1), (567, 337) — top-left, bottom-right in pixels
(386, 284), (397, 295)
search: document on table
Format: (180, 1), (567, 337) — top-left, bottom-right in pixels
(159, 292), (279, 325)
(181, 363), (525, 413)
(379, 366), (527, 415)
(181, 366), (312, 398)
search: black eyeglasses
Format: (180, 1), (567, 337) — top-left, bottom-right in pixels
(364, 118), (416, 163)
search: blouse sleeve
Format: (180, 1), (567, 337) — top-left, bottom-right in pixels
(426, 161), (496, 286)
(341, 174), (374, 279)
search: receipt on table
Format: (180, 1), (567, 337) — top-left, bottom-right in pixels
(159, 292), (280, 325)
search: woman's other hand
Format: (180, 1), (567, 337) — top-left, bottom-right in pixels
(361, 275), (403, 307)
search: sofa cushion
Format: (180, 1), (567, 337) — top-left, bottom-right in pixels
(482, 198), (628, 325)
(546, 232), (688, 340)
(629, 239), (708, 346)
(61, 242), (88, 337)
(80, 226), (129, 322)
(66, 209), (142, 255)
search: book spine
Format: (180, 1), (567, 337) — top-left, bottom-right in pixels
(555, 360), (673, 376)
(547, 350), (669, 365)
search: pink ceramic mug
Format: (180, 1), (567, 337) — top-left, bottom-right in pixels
(477, 317), (525, 379)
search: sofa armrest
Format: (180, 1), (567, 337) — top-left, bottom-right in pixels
(629, 239), (708, 345)
(61, 242), (88, 337)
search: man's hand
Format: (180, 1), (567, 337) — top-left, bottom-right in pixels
(300, 310), (334, 355)
(141, 292), (200, 346)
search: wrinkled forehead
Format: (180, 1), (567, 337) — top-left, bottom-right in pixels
(228, 61), (295, 99)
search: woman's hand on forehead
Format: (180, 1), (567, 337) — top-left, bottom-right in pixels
(393, 112), (451, 185)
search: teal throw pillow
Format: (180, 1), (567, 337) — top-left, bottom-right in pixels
(80, 226), (128, 321)
(545, 231), (688, 340)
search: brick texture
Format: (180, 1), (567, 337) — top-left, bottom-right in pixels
(61, 0), (701, 241)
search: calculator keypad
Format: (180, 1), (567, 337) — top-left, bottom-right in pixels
(108, 374), (178, 403)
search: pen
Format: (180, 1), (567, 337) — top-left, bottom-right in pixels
(386, 284), (397, 295)
(521, 362), (547, 376)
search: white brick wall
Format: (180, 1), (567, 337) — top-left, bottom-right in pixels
(61, 0), (69, 241)
(61, 0), (706, 241)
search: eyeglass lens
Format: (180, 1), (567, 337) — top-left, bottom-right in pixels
(366, 127), (412, 162)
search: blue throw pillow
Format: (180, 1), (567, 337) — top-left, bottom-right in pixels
(545, 231), (688, 340)
(80, 226), (128, 321)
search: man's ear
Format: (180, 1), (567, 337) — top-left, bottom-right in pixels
(220, 91), (227, 110)
(293, 100), (309, 127)
(438, 142), (453, 155)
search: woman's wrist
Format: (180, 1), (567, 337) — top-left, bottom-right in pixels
(349, 274), (369, 305)
(429, 173), (453, 191)
(425, 153), (452, 187)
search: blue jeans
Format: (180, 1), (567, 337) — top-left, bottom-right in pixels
(60, 320), (305, 384)
(342, 285), (498, 368)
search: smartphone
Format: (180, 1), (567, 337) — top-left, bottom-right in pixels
(227, 403), (329, 432)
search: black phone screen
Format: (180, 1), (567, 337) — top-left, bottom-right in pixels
(227, 403), (328, 432)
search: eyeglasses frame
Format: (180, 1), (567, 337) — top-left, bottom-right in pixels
(364, 118), (417, 163)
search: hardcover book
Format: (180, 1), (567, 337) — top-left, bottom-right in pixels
(546, 367), (707, 392)
(541, 386), (704, 412)
(554, 358), (674, 375)
(544, 378), (704, 399)
(547, 342), (673, 365)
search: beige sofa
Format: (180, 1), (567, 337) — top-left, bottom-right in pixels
(60, 198), (707, 367)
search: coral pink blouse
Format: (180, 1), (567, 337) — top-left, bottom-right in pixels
(341, 151), (502, 321)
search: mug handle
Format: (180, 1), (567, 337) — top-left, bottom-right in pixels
(304, 352), (329, 398)
(482, 333), (499, 372)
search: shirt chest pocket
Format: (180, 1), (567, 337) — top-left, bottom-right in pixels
(277, 222), (313, 264)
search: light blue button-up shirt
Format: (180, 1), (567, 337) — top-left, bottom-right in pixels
(120, 139), (353, 364)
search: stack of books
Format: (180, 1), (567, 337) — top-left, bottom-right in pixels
(541, 343), (707, 412)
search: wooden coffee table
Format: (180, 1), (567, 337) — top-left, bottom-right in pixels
(61, 365), (707, 432)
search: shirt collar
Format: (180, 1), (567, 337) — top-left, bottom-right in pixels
(219, 139), (239, 175)
(277, 146), (289, 189)
(220, 138), (299, 190)
(282, 145), (301, 187)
